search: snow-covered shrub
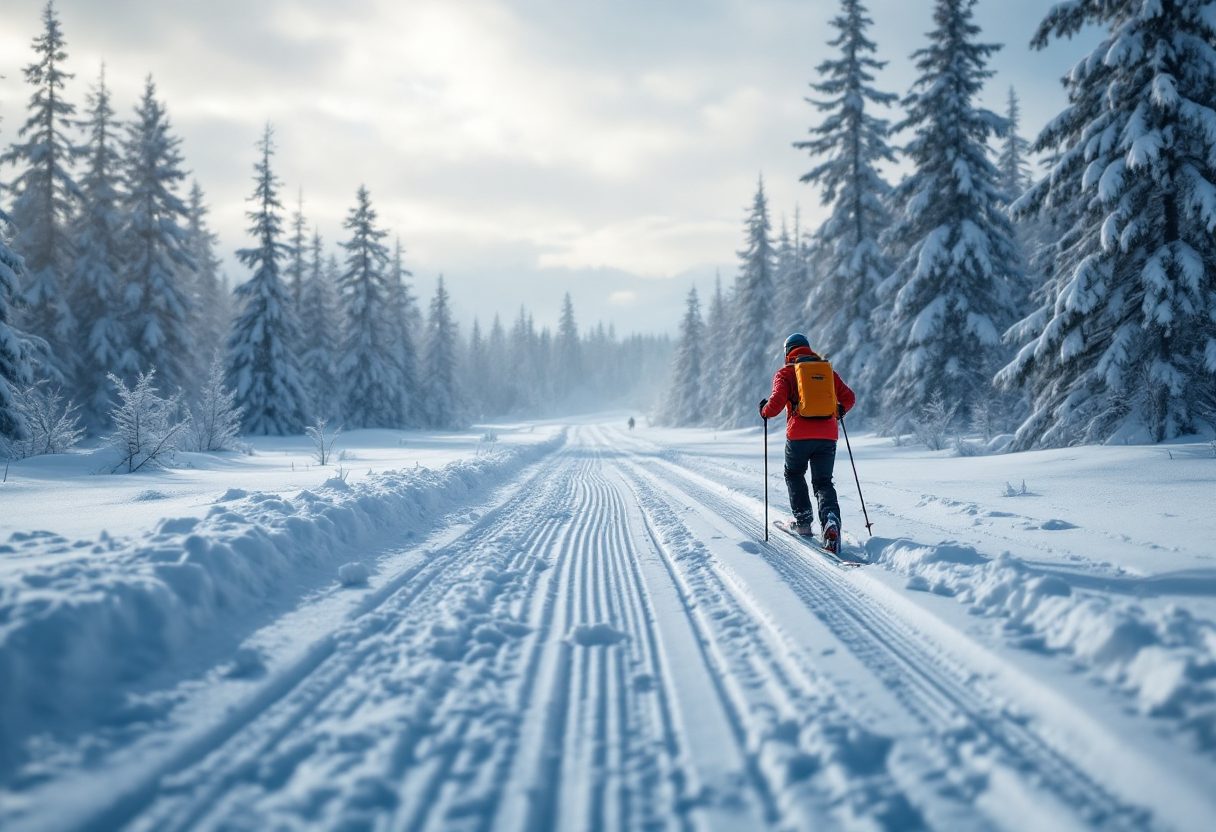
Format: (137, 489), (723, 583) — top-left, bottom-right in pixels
(969, 395), (997, 442)
(1002, 480), (1030, 497)
(954, 437), (984, 457)
(106, 369), (187, 473)
(305, 416), (341, 465)
(0, 382), (85, 459)
(912, 390), (957, 451)
(185, 354), (244, 452)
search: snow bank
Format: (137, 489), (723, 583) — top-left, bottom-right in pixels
(0, 433), (564, 776)
(867, 538), (1216, 750)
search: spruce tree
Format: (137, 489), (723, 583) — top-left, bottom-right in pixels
(299, 231), (339, 420)
(772, 219), (807, 340)
(285, 190), (307, 315)
(1, 208), (35, 442)
(718, 178), (777, 429)
(386, 238), (420, 426)
(999, 0), (1216, 445)
(873, 0), (1022, 426)
(337, 186), (397, 428)
(71, 65), (124, 427)
(704, 270), (728, 373)
(486, 314), (508, 414)
(420, 275), (461, 428)
(997, 87), (1033, 201)
(660, 286), (705, 426)
(508, 306), (540, 414)
(467, 318), (484, 421)
(117, 76), (195, 392)
(1, 1), (81, 383)
(226, 126), (309, 435)
(556, 292), (581, 396)
(795, 0), (896, 392)
(185, 182), (229, 363)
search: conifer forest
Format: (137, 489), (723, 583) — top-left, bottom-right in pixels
(4, 0), (1216, 453)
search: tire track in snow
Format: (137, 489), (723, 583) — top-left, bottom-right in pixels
(633, 450), (1160, 831)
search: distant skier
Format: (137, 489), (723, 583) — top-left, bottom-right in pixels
(759, 333), (855, 550)
(628, 417), (635, 430)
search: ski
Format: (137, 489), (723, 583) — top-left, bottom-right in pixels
(772, 520), (865, 568)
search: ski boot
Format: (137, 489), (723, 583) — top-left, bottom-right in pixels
(822, 513), (841, 553)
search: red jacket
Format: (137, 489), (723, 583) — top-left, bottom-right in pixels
(760, 346), (856, 441)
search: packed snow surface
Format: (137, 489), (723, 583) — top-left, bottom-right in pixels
(1, 418), (1215, 831)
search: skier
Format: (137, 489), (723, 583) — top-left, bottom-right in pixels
(628, 417), (635, 430)
(759, 333), (856, 550)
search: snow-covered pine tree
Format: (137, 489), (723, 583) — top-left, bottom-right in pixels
(536, 325), (554, 405)
(659, 286), (705, 426)
(486, 313), (508, 414)
(70, 65), (124, 428)
(717, 178), (777, 429)
(420, 275), (462, 428)
(1, 207), (35, 443)
(105, 368), (186, 473)
(186, 353), (243, 452)
(467, 318), (484, 421)
(0, 380), (84, 459)
(703, 272), (729, 406)
(185, 181), (229, 362)
(508, 307), (540, 414)
(386, 238), (420, 426)
(794, 0), (896, 395)
(772, 218), (807, 340)
(997, 87), (1041, 328)
(285, 190), (307, 315)
(873, 0), (1022, 427)
(997, 87), (1033, 201)
(555, 292), (581, 399)
(299, 231), (339, 421)
(226, 125), (309, 435)
(337, 186), (398, 428)
(1, 1), (81, 384)
(117, 76), (195, 393)
(998, 0), (1216, 446)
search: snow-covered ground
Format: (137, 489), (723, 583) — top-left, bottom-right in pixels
(1, 418), (1214, 831)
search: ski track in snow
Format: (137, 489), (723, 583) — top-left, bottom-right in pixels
(3, 426), (1213, 831)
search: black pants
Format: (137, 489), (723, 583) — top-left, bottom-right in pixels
(784, 439), (840, 528)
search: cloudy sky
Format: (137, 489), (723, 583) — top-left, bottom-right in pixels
(0, 0), (1099, 335)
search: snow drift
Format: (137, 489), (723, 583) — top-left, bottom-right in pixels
(868, 537), (1216, 750)
(0, 432), (564, 776)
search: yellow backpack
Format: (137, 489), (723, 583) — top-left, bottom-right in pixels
(790, 356), (837, 420)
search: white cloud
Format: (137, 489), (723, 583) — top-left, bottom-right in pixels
(0, 0), (1100, 335)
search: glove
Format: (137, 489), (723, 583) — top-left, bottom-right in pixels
(758, 398), (769, 418)
(837, 403), (846, 420)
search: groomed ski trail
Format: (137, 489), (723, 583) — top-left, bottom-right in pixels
(20, 426), (1214, 832)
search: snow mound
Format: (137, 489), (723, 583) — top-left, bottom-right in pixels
(569, 622), (627, 646)
(867, 537), (1216, 748)
(0, 433), (564, 776)
(338, 562), (370, 586)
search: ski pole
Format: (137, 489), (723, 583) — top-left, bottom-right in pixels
(839, 415), (873, 536)
(763, 414), (769, 541)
